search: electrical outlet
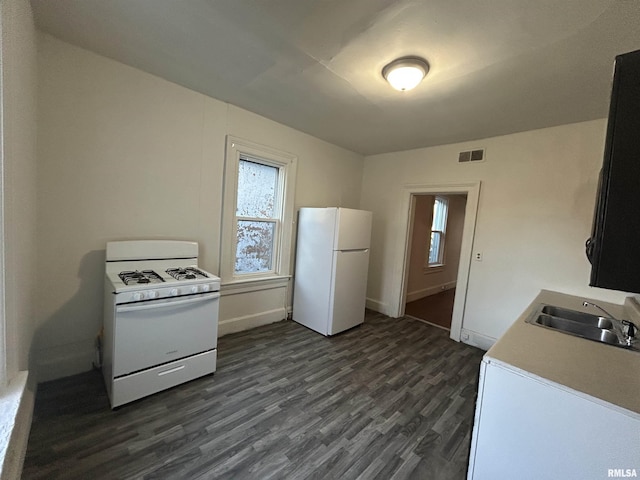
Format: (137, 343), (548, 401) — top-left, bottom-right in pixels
(475, 252), (483, 261)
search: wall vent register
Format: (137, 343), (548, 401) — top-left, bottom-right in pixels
(458, 149), (485, 163)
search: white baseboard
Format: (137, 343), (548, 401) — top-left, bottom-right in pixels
(218, 308), (287, 337)
(365, 297), (390, 315)
(406, 280), (457, 303)
(36, 341), (95, 383)
(0, 371), (34, 480)
(460, 328), (496, 351)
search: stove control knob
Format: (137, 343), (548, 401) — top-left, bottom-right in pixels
(132, 292), (143, 301)
(202, 284), (211, 292)
(170, 288), (179, 296)
(191, 285), (199, 294)
(148, 291), (158, 299)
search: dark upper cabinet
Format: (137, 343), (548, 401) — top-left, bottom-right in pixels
(587, 49), (640, 293)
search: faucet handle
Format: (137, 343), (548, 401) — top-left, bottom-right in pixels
(622, 320), (636, 338)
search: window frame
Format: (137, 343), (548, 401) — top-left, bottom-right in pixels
(234, 157), (282, 275)
(221, 136), (297, 285)
(425, 196), (449, 270)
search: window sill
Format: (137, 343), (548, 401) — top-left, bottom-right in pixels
(423, 265), (445, 274)
(0, 371), (33, 480)
(221, 275), (291, 296)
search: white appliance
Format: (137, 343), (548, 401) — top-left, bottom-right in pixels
(103, 240), (220, 408)
(292, 207), (372, 336)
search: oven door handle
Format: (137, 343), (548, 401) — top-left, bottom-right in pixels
(117, 292), (219, 313)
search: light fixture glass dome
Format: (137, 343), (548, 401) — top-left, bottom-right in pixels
(382, 57), (429, 91)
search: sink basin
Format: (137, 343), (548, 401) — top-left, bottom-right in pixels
(526, 304), (633, 349)
(534, 314), (620, 346)
(540, 305), (614, 329)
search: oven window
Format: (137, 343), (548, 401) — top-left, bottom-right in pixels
(221, 136), (297, 282)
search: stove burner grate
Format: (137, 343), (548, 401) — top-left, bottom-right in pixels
(166, 267), (209, 281)
(118, 270), (165, 285)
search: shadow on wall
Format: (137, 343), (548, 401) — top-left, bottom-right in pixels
(32, 249), (106, 383)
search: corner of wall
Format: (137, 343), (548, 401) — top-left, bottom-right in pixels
(35, 342), (95, 383)
(366, 297), (393, 317)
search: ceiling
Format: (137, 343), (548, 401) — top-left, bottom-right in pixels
(30, 0), (640, 156)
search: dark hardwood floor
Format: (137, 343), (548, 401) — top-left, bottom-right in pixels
(405, 289), (456, 330)
(23, 311), (484, 480)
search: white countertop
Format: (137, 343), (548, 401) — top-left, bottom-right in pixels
(485, 290), (640, 417)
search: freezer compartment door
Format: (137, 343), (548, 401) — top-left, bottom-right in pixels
(334, 208), (372, 251)
(329, 249), (369, 335)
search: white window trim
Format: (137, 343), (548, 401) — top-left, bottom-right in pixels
(0, 1), (6, 390)
(221, 136), (297, 286)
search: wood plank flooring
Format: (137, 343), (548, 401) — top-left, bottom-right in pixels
(405, 290), (456, 330)
(23, 311), (484, 480)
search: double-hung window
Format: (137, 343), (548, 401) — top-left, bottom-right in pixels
(427, 196), (448, 267)
(221, 136), (297, 283)
(235, 158), (279, 274)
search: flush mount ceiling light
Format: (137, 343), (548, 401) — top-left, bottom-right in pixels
(382, 56), (430, 91)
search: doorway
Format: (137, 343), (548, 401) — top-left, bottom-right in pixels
(404, 194), (467, 330)
(392, 182), (480, 342)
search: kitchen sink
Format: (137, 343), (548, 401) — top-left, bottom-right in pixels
(540, 305), (614, 329)
(526, 304), (636, 350)
(534, 314), (620, 345)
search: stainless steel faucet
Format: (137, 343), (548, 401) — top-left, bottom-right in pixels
(582, 301), (619, 320)
(583, 301), (636, 342)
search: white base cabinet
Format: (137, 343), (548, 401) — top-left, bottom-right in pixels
(468, 360), (640, 480)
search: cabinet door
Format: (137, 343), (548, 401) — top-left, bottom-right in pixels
(590, 49), (640, 293)
(468, 362), (640, 479)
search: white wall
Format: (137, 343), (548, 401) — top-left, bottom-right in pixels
(361, 120), (629, 347)
(36, 34), (363, 381)
(406, 195), (466, 302)
(1, 0), (38, 381)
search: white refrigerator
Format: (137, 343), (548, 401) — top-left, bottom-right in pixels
(292, 207), (372, 336)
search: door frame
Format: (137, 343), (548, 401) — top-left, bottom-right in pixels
(394, 182), (481, 342)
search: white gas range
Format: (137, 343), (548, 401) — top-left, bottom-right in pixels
(103, 240), (220, 408)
